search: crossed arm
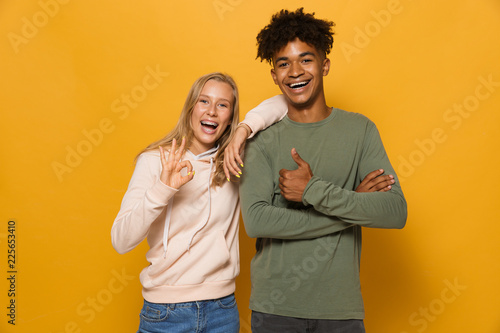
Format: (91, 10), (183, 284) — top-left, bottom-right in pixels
(223, 125), (395, 194)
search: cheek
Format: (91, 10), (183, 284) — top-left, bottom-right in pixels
(220, 110), (233, 127)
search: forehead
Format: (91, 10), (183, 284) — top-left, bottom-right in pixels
(273, 38), (322, 61)
(200, 79), (233, 101)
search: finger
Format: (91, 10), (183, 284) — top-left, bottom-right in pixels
(362, 169), (384, 184)
(290, 148), (306, 167)
(224, 146), (242, 177)
(279, 169), (288, 177)
(159, 145), (165, 161)
(169, 138), (177, 162)
(228, 148), (242, 176)
(180, 161), (195, 184)
(176, 137), (186, 161)
(378, 186), (391, 192)
(372, 177), (395, 192)
(180, 171), (195, 186)
(357, 169), (385, 191)
(159, 146), (168, 168)
(223, 158), (230, 181)
(234, 152), (244, 170)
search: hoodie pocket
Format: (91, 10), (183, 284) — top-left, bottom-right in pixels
(147, 230), (233, 286)
(197, 230), (231, 282)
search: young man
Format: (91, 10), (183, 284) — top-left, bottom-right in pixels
(235, 8), (407, 333)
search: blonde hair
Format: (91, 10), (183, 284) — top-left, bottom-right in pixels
(137, 72), (240, 187)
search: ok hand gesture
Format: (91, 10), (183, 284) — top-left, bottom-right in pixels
(159, 137), (194, 189)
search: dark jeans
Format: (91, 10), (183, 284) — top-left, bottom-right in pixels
(251, 311), (365, 333)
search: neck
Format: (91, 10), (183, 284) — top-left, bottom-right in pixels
(287, 94), (331, 123)
(188, 143), (216, 156)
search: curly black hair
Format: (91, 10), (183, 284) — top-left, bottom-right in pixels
(256, 8), (335, 65)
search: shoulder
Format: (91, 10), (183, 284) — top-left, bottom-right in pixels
(334, 108), (377, 132)
(135, 150), (162, 175)
(138, 150), (161, 162)
(249, 120), (284, 145)
(336, 108), (373, 124)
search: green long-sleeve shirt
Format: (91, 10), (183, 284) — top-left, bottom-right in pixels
(240, 108), (407, 319)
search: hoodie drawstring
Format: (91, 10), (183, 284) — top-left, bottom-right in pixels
(187, 157), (213, 251)
(162, 147), (217, 258)
(162, 197), (174, 258)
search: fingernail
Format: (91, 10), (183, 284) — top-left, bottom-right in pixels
(188, 171), (191, 175)
(240, 163), (244, 167)
(235, 174), (240, 178)
(238, 171), (242, 175)
(227, 177), (230, 182)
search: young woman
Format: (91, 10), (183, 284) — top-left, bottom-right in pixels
(111, 72), (243, 333)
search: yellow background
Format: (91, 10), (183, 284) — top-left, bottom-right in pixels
(1, 0), (500, 332)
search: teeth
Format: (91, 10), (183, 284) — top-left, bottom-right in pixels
(290, 81), (309, 88)
(201, 120), (218, 128)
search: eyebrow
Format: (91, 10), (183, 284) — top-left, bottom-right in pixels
(199, 94), (231, 105)
(275, 51), (316, 63)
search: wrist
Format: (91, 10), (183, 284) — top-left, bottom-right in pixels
(236, 123), (251, 138)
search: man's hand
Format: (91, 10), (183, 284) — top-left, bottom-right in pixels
(355, 169), (395, 193)
(223, 124), (251, 181)
(279, 148), (313, 202)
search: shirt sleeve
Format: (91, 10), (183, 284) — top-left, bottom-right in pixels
(111, 153), (178, 254)
(241, 95), (288, 139)
(302, 123), (407, 229)
(240, 140), (353, 240)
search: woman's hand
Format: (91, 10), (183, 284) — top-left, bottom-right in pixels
(159, 137), (194, 189)
(223, 124), (250, 180)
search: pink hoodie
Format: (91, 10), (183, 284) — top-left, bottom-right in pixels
(111, 147), (240, 303)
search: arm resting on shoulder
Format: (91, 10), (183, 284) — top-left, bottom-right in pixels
(241, 94), (288, 138)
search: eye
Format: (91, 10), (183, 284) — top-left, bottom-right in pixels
(199, 99), (209, 104)
(218, 103), (228, 108)
(302, 58), (312, 63)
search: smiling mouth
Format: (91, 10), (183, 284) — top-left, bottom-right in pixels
(288, 81), (310, 89)
(201, 120), (219, 133)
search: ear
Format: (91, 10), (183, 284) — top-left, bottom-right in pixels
(270, 68), (278, 85)
(322, 58), (331, 76)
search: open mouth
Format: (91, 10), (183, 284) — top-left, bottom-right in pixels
(201, 120), (219, 133)
(288, 81), (310, 89)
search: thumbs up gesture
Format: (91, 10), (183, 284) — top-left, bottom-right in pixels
(279, 148), (313, 202)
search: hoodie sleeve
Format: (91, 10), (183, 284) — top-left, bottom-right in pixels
(241, 95), (288, 138)
(111, 153), (178, 254)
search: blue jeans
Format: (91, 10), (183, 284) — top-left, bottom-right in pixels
(138, 294), (239, 333)
(251, 311), (365, 333)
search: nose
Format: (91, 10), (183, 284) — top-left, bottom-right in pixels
(207, 103), (217, 116)
(289, 61), (304, 78)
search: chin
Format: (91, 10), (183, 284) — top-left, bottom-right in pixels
(286, 96), (312, 108)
